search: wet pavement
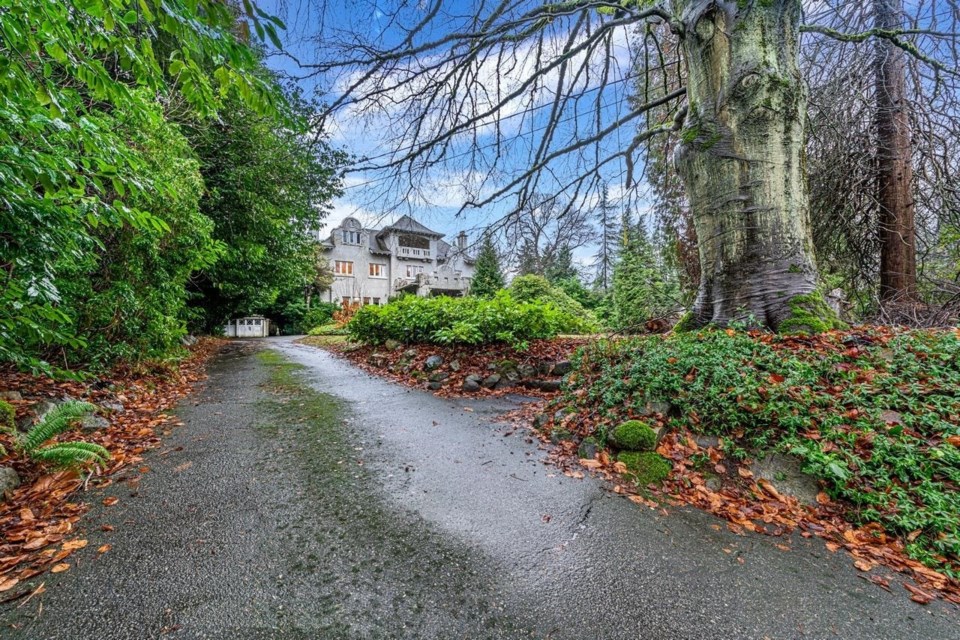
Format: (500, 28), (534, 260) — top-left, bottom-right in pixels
(2, 337), (956, 639)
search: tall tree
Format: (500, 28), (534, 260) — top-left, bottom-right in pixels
(593, 184), (619, 291)
(470, 234), (506, 297)
(303, 0), (955, 330)
(873, 0), (917, 303)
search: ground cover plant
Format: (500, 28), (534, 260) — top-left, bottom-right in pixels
(560, 327), (960, 583)
(347, 292), (594, 347)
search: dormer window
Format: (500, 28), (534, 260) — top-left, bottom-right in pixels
(341, 230), (362, 245)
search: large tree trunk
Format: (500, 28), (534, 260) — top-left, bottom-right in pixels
(874, 0), (917, 303)
(672, 0), (830, 331)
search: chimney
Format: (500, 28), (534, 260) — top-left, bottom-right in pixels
(457, 231), (467, 250)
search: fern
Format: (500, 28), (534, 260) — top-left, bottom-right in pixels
(17, 400), (111, 468)
(31, 442), (110, 467)
(19, 401), (96, 453)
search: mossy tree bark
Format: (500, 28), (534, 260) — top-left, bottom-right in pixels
(671, 0), (826, 330)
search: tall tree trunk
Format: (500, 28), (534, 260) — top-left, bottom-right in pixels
(672, 0), (832, 331)
(874, 0), (917, 303)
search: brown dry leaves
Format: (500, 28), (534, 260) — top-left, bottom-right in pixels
(0, 338), (224, 597)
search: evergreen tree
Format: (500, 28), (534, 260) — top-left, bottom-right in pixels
(545, 245), (579, 282)
(470, 234), (505, 297)
(611, 212), (678, 332)
(593, 183), (619, 291)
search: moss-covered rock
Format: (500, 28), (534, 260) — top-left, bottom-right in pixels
(672, 311), (697, 333)
(0, 401), (14, 432)
(778, 291), (847, 335)
(550, 428), (574, 445)
(578, 436), (600, 460)
(611, 420), (658, 452)
(618, 451), (672, 486)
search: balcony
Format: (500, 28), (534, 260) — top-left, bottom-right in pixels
(397, 247), (431, 259)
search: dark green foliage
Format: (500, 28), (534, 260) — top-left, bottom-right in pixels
(544, 245), (579, 283)
(617, 451), (672, 486)
(185, 86), (346, 332)
(566, 329), (960, 577)
(611, 420), (658, 451)
(17, 401), (110, 468)
(611, 218), (680, 332)
(470, 235), (506, 297)
(0, 0), (283, 373)
(347, 293), (591, 347)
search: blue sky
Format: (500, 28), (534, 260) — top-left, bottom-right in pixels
(258, 0), (650, 271)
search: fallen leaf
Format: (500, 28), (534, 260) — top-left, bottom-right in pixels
(97, 544), (111, 554)
(737, 467), (754, 479)
(103, 496), (119, 506)
(61, 539), (88, 552)
(946, 435), (960, 447)
(854, 559), (875, 572)
(50, 563), (70, 574)
(0, 577), (18, 592)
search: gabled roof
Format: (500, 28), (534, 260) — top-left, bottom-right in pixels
(367, 231), (391, 255)
(436, 238), (476, 264)
(377, 214), (443, 238)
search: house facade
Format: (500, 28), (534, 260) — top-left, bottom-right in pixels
(318, 215), (476, 306)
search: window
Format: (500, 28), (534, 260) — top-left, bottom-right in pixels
(334, 260), (353, 276)
(373, 297), (381, 305)
(406, 265), (423, 278)
(341, 230), (361, 245)
(369, 263), (386, 278)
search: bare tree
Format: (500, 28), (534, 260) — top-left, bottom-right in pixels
(501, 194), (595, 276)
(291, 0), (958, 329)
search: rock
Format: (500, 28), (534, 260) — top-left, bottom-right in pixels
(181, 334), (198, 347)
(494, 378), (515, 391)
(0, 391), (22, 402)
(0, 467), (20, 498)
(481, 374), (501, 389)
(462, 378), (481, 392)
(751, 454), (820, 507)
(19, 400), (57, 432)
(517, 364), (537, 379)
(449, 360), (461, 372)
(536, 362), (554, 376)
(880, 410), (903, 426)
(550, 429), (573, 445)
(428, 381), (443, 391)
(487, 363), (497, 371)
(695, 435), (720, 450)
(101, 401), (124, 414)
(533, 413), (550, 431)
(704, 474), (723, 492)
(428, 372), (450, 383)
(578, 437), (600, 460)
(384, 339), (402, 351)
(536, 380), (562, 392)
(80, 414), (110, 432)
(550, 361), (573, 376)
(402, 348), (419, 360)
(367, 353), (389, 368)
(424, 355), (444, 371)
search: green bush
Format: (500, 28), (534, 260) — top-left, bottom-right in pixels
(567, 328), (960, 578)
(611, 420), (658, 451)
(618, 451), (672, 486)
(347, 292), (590, 347)
(307, 323), (349, 337)
(508, 275), (598, 331)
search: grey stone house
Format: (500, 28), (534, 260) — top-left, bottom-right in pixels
(317, 215), (476, 306)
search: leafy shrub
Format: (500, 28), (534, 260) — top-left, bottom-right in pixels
(307, 323), (349, 337)
(618, 451), (672, 485)
(611, 420), (658, 451)
(15, 401), (110, 468)
(509, 275), (598, 330)
(347, 292), (590, 347)
(566, 328), (960, 578)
